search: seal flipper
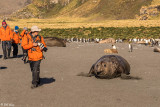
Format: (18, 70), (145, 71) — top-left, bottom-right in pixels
(88, 64), (95, 77)
(77, 64), (95, 77)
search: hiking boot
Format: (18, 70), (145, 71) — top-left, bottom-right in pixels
(22, 58), (25, 61)
(3, 57), (7, 60)
(8, 55), (11, 59)
(13, 55), (17, 58)
(31, 84), (38, 89)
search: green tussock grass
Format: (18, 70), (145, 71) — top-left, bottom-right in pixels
(37, 26), (160, 39)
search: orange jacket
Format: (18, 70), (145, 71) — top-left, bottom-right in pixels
(22, 33), (47, 61)
(0, 26), (13, 41)
(12, 32), (21, 44)
(20, 30), (28, 47)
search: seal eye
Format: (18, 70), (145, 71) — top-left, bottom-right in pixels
(104, 64), (106, 67)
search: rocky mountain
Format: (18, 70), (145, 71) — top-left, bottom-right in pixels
(0, 0), (156, 20)
(139, 0), (160, 20)
(0, 0), (31, 17)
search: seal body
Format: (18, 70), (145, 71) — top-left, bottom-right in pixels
(44, 37), (66, 47)
(153, 47), (160, 52)
(88, 55), (130, 79)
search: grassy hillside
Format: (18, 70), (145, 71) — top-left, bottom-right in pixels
(152, 0), (160, 5)
(12, 0), (153, 20)
(91, 0), (152, 20)
(49, 0), (153, 20)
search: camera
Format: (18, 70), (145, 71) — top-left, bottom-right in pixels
(37, 43), (48, 52)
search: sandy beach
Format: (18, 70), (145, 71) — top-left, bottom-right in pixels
(0, 42), (160, 107)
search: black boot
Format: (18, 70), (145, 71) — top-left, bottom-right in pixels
(3, 56), (7, 60)
(31, 84), (38, 89)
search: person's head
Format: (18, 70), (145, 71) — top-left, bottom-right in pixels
(31, 26), (41, 36)
(23, 27), (28, 33)
(32, 31), (39, 36)
(2, 20), (7, 27)
(14, 26), (19, 33)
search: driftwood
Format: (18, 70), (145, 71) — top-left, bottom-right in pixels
(99, 38), (116, 44)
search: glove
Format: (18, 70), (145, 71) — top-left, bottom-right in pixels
(43, 47), (48, 52)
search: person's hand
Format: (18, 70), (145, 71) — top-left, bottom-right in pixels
(43, 47), (48, 52)
(11, 39), (13, 43)
(33, 43), (38, 47)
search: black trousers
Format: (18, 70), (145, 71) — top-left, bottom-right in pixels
(2, 41), (11, 58)
(30, 60), (41, 85)
(22, 47), (28, 59)
(12, 43), (18, 56)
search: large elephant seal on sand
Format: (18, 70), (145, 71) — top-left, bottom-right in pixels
(78, 55), (131, 79)
(44, 37), (66, 47)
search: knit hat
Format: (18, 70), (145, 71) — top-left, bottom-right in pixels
(15, 26), (19, 30)
(2, 20), (6, 25)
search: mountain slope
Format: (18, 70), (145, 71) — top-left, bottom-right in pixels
(59, 0), (152, 20)
(11, 0), (153, 20)
(0, 0), (31, 16)
(152, 0), (160, 5)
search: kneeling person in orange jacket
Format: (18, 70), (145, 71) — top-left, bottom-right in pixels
(12, 26), (21, 57)
(22, 26), (47, 89)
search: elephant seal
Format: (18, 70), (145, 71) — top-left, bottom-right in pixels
(78, 55), (131, 79)
(104, 49), (118, 54)
(153, 47), (160, 52)
(44, 37), (66, 47)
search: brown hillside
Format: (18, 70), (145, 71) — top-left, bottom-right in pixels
(0, 0), (31, 16)
(0, 0), (155, 20)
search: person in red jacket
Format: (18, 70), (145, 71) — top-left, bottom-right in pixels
(0, 20), (13, 59)
(22, 26), (47, 89)
(12, 26), (21, 57)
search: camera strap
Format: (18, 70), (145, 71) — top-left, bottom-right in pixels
(30, 34), (42, 51)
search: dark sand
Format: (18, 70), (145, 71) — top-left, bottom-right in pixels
(0, 43), (160, 107)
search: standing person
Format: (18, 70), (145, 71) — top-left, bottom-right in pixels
(21, 27), (29, 63)
(22, 26), (47, 89)
(0, 20), (13, 59)
(12, 26), (21, 58)
(151, 38), (155, 47)
(129, 42), (133, 52)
